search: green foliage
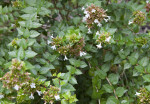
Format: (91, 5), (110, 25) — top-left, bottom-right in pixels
(0, 0), (150, 104)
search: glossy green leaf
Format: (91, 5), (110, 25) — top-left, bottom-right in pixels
(17, 47), (25, 59)
(103, 84), (114, 93)
(116, 87), (127, 97)
(25, 50), (37, 58)
(108, 74), (119, 85)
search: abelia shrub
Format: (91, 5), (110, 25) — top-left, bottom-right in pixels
(0, 0), (150, 104)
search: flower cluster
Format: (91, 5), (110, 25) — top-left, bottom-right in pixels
(0, 59), (60, 104)
(10, 58), (25, 70)
(146, 2), (150, 12)
(12, 0), (22, 7)
(95, 31), (111, 49)
(69, 38), (85, 56)
(0, 59), (30, 89)
(136, 88), (150, 104)
(133, 11), (146, 25)
(42, 85), (60, 104)
(49, 29), (86, 57)
(16, 79), (44, 103)
(82, 4), (110, 28)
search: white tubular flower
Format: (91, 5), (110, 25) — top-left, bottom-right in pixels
(82, 17), (87, 22)
(64, 55), (68, 61)
(104, 18), (109, 22)
(0, 95), (4, 99)
(102, 14), (107, 17)
(135, 92), (141, 96)
(54, 95), (60, 100)
(105, 36), (111, 42)
(30, 83), (36, 88)
(87, 28), (92, 34)
(96, 31), (100, 36)
(96, 43), (102, 49)
(80, 51), (87, 57)
(94, 19), (99, 23)
(146, 0), (149, 3)
(97, 23), (102, 27)
(128, 20), (133, 25)
(51, 45), (56, 50)
(36, 90), (42, 96)
(29, 93), (34, 99)
(91, 9), (96, 13)
(51, 34), (54, 39)
(14, 85), (19, 91)
(84, 10), (88, 14)
(82, 7), (85, 10)
(47, 40), (52, 45)
(107, 16), (111, 20)
(85, 13), (90, 18)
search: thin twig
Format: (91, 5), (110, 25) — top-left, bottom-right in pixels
(96, 87), (101, 104)
(106, 77), (118, 99)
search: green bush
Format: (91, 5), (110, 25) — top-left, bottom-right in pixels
(0, 0), (150, 104)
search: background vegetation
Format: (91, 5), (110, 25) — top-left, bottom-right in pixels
(0, 0), (150, 104)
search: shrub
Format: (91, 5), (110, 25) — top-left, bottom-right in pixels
(0, 0), (150, 104)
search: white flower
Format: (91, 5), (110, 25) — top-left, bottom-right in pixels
(96, 31), (100, 36)
(107, 16), (111, 20)
(82, 17), (87, 22)
(47, 40), (52, 44)
(80, 51), (87, 57)
(82, 7), (85, 10)
(51, 34), (54, 39)
(102, 14), (107, 17)
(146, 0), (149, 3)
(91, 9), (96, 13)
(87, 28), (92, 34)
(104, 18), (109, 22)
(128, 20), (133, 25)
(14, 85), (19, 91)
(94, 19), (99, 23)
(85, 13), (90, 18)
(135, 92), (141, 96)
(51, 45), (56, 50)
(29, 93), (34, 99)
(96, 43), (102, 49)
(64, 55), (68, 61)
(97, 23), (102, 27)
(84, 10), (88, 14)
(30, 83), (36, 88)
(36, 90), (42, 96)
(0, 95), (4, 99)
(105, 36), (111, 42)
(54, 95), (60, 100)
